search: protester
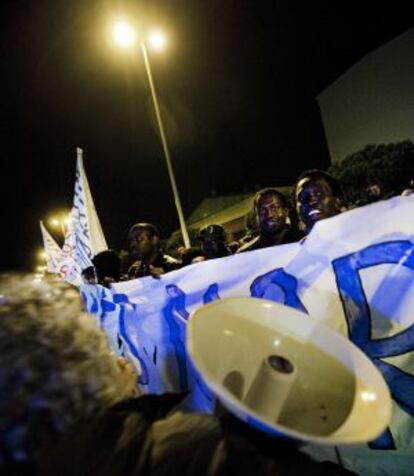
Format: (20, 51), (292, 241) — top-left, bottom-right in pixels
(80, 265), (97, 284)
(237, 188), (301, 253)
(401, 179), (414, 196)
(0, 274), (138, 474)
(401, 188), (414, 197)
(178, 245), (204, 266)
(354, 183), (383, 207)
(195, 224), (233, 260)
(0, 274), (355, 475)
(177, 225), (232, 265)
(92, 249), (121, 286)
(128, 223), (181, 279)
(365, 183), (382, 203)
(39, 407), (356, 476)
(295, 170), (345, 235)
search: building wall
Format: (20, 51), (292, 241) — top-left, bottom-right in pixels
(318, 28), (414, 163)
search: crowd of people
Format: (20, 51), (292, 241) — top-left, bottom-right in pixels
(1, 167), (410, 474)
(83, 169), (358, 285)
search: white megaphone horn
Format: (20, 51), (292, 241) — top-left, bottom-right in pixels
(187, 297), (392, 445)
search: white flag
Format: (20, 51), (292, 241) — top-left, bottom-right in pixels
(39, 221), (62, 274)
(59, 148), (108, 286)
(74, 147), (107, 259)
(59, 214), (82, 286)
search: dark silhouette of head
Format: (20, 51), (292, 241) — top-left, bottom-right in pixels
(92, 250), (121, 284)
(81, 266), (97, 284)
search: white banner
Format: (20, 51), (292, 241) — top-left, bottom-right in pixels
(82, 196), (414, 475)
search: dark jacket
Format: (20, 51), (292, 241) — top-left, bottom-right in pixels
(35, 394), (357, 476)
(128, 253), (181, 278)
(237, 226), (302, 253)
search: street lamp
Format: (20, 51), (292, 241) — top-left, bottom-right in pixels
(37, 250), (47, 261)
(35, 251), (47, 281)
(148, 31), (166, 50)
(113, 22), (136, 47)
(49, 213), (71, 240)
(112, 21), (191, 248)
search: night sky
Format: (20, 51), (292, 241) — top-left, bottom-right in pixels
(1, 1), (412, 271)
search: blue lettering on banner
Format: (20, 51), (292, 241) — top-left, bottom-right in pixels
(71, 166), (95, 270)
(118, 305), (149, 385)
(332, 240), (414, 450)
(250, 268), (307, 313)
(76, 234), (92, 262)
(100, 298), (116, 327)
(163, 283), (221, 390)
(165, 284), (189, 321)
(89, 295), (99, 314)
(203, 283), (221, 304)
(113, 294), (130, 304)
(80, 291), (88, 309)
(164, 285), (189, 390)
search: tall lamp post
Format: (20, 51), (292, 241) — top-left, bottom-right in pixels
(112, 21), (191, 248)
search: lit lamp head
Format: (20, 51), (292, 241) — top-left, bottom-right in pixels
(37, 250), (47, 262)
(113, 21), (137, 48)
(148, 30), (166, 50)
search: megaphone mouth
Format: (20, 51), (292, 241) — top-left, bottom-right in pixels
(267, 355), (294, 374)
(187, 297), (392, 445)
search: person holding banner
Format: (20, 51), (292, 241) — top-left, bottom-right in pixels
(128, 223), (181, 279)
(237, 188), (301, 253)
(80, 265), (97, 284)
(295, 170), (346, 235)
(189, 224), (233, 262)
(92, 249), (121, 287)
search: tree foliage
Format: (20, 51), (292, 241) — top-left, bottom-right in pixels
(328, 141), (414, 202)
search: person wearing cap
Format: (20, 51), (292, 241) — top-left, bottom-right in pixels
(237, 188), (301, 253)
(180, 224), (232, 265)
(128, 223), (181, 279)
(195, 224), (233, 261)
(295, 170), (346, 236)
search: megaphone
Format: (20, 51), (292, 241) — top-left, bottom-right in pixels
(187, 297), (391, 445)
